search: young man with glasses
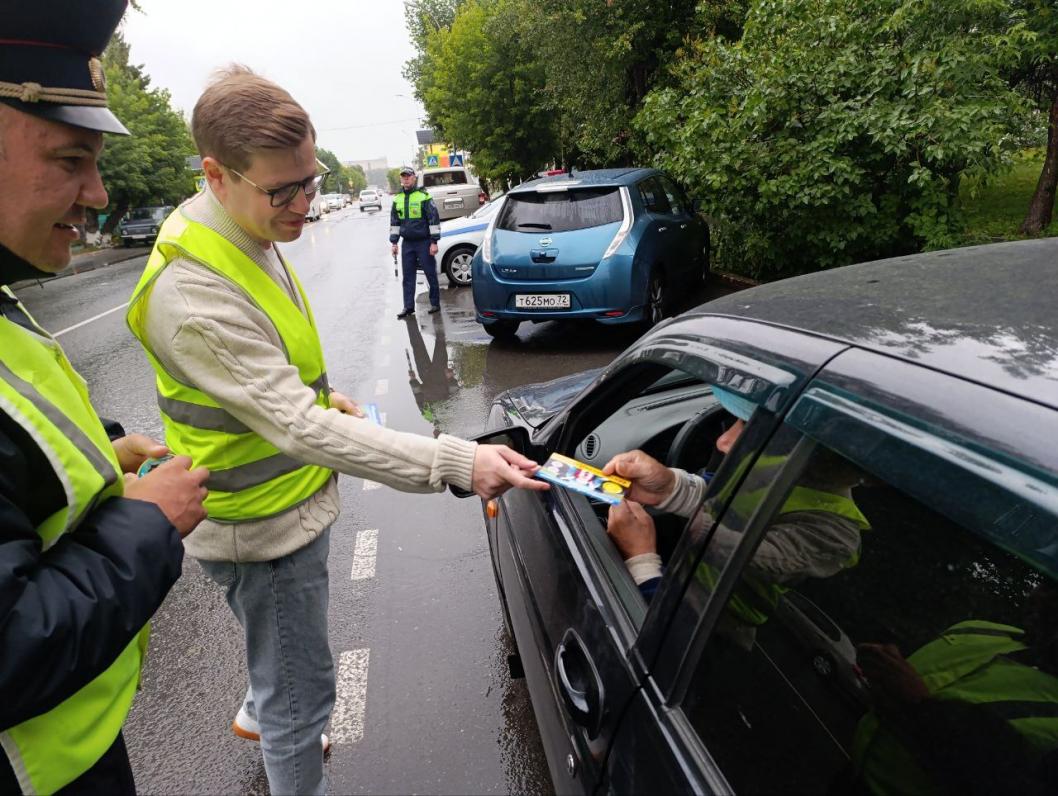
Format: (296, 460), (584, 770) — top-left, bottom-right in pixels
(125, 65), (545, 796)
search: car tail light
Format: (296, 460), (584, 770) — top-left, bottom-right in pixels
(602, 187), (633, 260)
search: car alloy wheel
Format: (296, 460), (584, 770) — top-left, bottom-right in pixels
(648, 269), (667, 326)
(444, 248), (475, 287)
(811, 652), (835, 678)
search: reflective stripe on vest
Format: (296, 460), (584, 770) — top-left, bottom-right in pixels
(394, 190), (429, 220)
(0, 287), (148, 794)
(126, 210), (333, 522)
(853, 621), (1058, 794)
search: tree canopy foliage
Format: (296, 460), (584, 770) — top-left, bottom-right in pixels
(407, 0), (1054, 277)
(98, 34), (195, 229)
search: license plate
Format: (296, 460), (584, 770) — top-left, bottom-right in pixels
(443, 198), (465, 209)
(515, 293), (571, 309)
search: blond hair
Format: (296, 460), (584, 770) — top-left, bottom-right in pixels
(192, 65), (315, 171)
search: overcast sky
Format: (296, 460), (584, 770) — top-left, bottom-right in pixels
(124, 0), (426, 167)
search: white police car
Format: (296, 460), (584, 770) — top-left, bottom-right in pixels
(436, 197), (504, 286)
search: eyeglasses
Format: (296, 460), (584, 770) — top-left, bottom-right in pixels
(225, 165), (329, 208)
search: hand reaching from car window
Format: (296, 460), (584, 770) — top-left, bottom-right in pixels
(602, 450), (676, 506)
(472, 444), (550, 499)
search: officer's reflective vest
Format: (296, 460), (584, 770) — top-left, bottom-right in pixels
(695, 455), (871, 626)
(393, 189), (431, 220)
(852, 620), (1058, 794)
(126, 211), (333, 521)
(0, 286), (148, 794)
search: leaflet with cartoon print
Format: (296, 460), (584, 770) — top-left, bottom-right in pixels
(534, 452), (630, 505)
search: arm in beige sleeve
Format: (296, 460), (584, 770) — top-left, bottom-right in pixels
(144, 266), (476, 492)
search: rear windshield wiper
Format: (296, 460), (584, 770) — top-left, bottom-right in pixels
(516, 222), (553, 230)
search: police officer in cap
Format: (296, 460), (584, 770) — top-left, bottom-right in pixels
(390, 165), (442, 318)
(0, 2), (209, 792)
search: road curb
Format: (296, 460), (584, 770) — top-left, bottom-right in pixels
(9, 248), (148, 291)
(712, 271), (760, 290)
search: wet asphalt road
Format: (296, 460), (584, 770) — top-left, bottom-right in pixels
(18, 203), (732, 794)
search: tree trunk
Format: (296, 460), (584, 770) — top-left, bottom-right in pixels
(1020, 93), (1058, 236)
(101, 203), (128, 235)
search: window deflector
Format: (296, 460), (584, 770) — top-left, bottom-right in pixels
(667, 435), (818, 706)
(787, 385), (1058, 579)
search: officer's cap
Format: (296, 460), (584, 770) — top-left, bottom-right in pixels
(0, 0), (130, 135)
(399, 166), (416, 176)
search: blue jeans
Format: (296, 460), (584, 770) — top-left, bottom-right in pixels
(401, 238), (440, 310)
(199, 528), (334, 796)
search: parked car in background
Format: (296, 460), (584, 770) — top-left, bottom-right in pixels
(359, 189), (382, 213)
(456, 238), (1058, 795)
(306, 191), (325, 221)
(420, 166), (480, 221)
(471, 168), (709, 339)
(118, 205), (174, 247)
(326, 194), (343, 212)
(436, 197), (504, 287)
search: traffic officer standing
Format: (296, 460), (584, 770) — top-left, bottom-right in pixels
(0, 2), (209, 792)
(390, 165), (442, 318)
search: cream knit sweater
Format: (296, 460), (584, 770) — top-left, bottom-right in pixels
(139, 188), (477, 562)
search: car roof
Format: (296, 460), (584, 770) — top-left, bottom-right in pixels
(693, 238), (1058, 408)
(511, 168), (656, 193)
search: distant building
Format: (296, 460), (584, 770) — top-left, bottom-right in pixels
(345, 157), (389, 188)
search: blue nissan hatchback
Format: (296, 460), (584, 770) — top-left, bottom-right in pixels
(472, 169), (709, 338)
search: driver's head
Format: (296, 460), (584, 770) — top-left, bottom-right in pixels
(712, 386), (757, 455)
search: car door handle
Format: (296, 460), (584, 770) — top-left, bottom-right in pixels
(555, 628), (605, 739)
(680, 223), (688, 229)
(658, 226), (668, 232)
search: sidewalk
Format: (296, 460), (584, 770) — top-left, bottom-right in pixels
(9, 245), (150, 290)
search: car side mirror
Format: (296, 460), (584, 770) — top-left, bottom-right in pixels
(448, 425), (538, 498)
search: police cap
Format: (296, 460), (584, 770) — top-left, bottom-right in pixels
(0, 0), (130, 135)
(399, 166), (416, 176)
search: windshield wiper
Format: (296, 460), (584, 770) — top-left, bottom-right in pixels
(516, 222), (553, 230)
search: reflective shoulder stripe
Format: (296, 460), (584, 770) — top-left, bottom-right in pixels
(157, 394), (250, 434)
(945, 624), (1024, 639)
(0, 359), (116, 489)
(0, 732), (32, 794)
(206, 451), (306, 493)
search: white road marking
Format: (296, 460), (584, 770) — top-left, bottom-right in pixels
(362, 479), (381, 491)
(374, 379), (388, 396)
(53, 301), (130, 338)
(331, 649), (370, 745)
(350, 528), (378, 580)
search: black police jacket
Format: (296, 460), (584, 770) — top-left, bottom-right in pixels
(0, 246), (184, 732)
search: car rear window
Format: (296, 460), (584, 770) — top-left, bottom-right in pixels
(422, 171), (469, 187)
(129, 208), (164, 221)
(497, 188), (623, 233)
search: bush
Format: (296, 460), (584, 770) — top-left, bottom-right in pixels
(637, 0), (1028, 279)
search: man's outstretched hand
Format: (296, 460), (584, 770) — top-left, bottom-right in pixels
(472, 445), (550, 500)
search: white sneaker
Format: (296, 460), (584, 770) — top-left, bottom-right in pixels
(232, 705), (331, 754)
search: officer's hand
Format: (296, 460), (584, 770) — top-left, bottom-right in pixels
(607, 500), (656, 559)
(471, 444), (549, 499)
(328, 389), (365, 417)
(429, 242), (438, 256)
(112, 433), (168, 474)
(857, 643), (930, 707)
(124, 456), (209, 537)
(602, 450), (676, 506)
(391, 244), (398, 256)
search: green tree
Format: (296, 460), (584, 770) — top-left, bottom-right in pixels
(402, 0), (466, 95)
(1010, 0), (1058, 234)
(637, 0), (1026, 279)
(345, 164), (368, 193)
(98, 35), (196, 232)
(315, 147), (349, 193)
(527, 0), (746, 167)
(419, 0), (557, 183)
(387, 167), (402, 192)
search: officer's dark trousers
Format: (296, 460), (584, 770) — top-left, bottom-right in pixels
(400, 238), (440, 311)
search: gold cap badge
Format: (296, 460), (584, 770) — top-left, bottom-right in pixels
(88, 58), (106, 94)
